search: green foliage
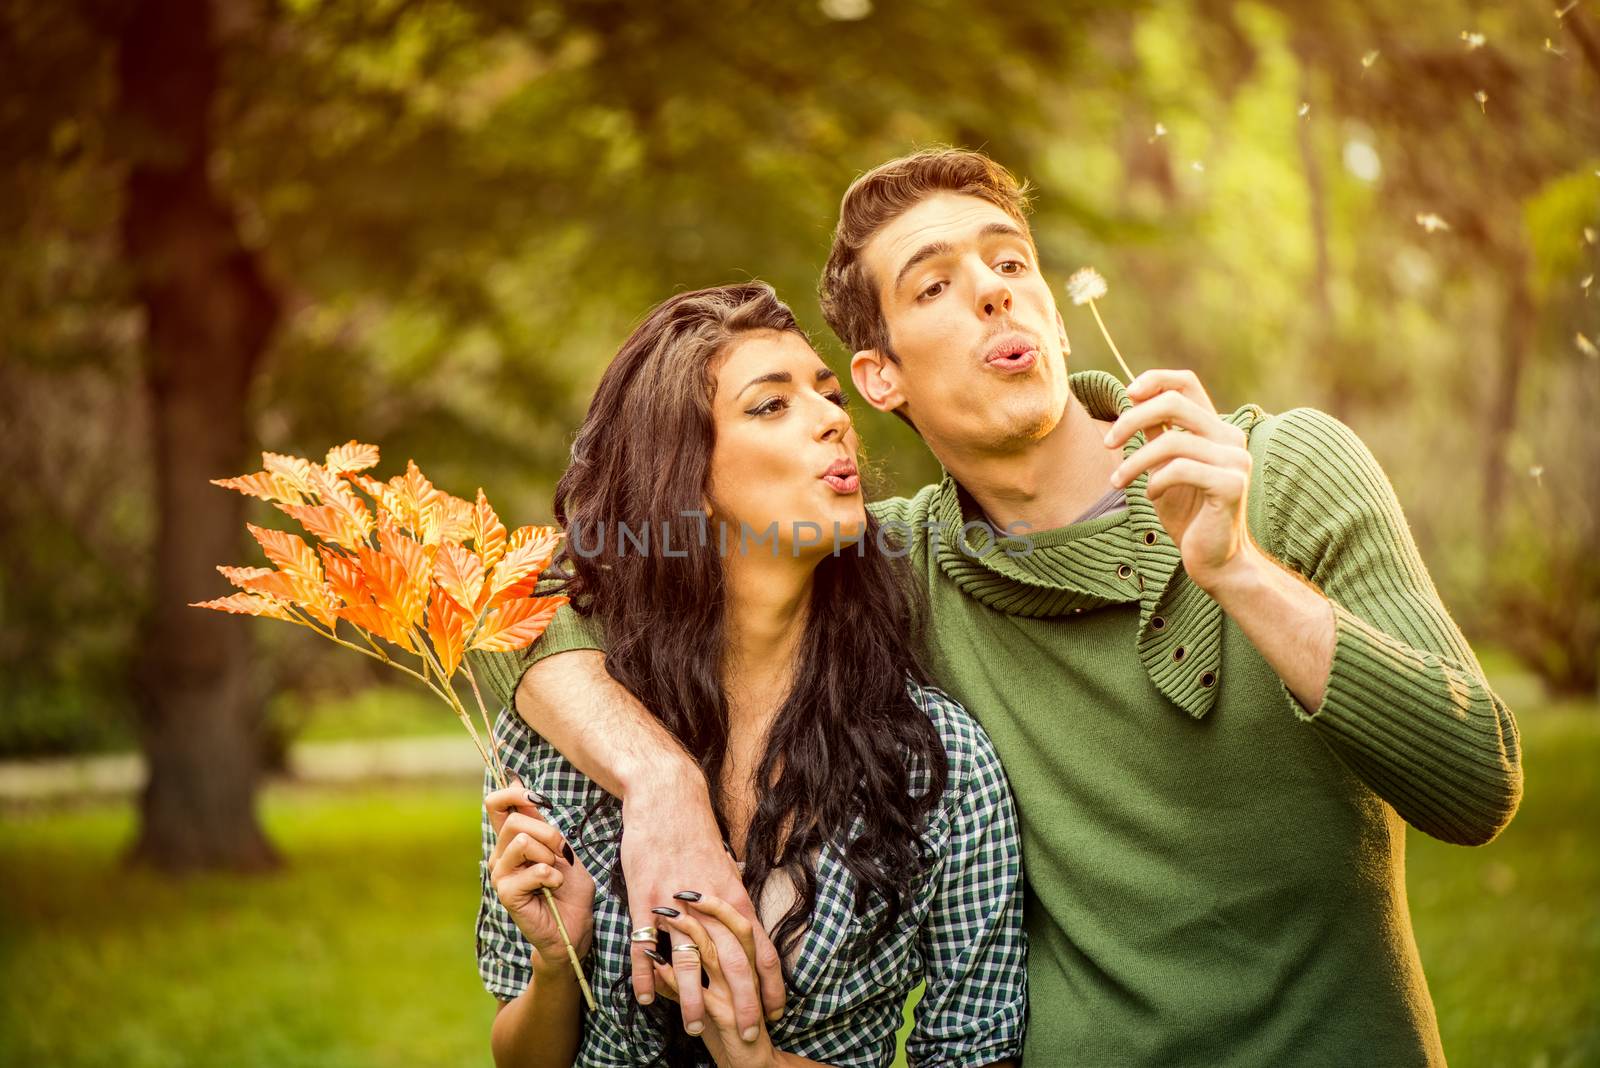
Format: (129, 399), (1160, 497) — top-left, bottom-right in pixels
(2, 0), (1596, 755)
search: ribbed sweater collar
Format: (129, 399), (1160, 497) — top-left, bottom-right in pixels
(929, 369), (1267, 720)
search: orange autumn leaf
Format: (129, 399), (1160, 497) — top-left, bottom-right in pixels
(336, 599), (414, 652)
(426, 587), (471, 676)
(470, 489), (508, 572)
(434, 541), (485, 614)
(217, 564), (274, 589)
(262, 452), (319, 499)
(210, 471), (307, 505)
(189, 591), (298, 621)
(318, 545), (369, 607)
(468, 595), (567, 653)
(323, 440), (380, 477)
(244, 523), (338, 627)
(355, 543), (424, 631)
(481, 528), (562, 611)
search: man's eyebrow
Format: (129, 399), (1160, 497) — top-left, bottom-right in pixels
(737, 366), (837, 400)
(892, 222), (1033, 293)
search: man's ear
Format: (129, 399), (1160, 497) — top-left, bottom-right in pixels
(850, 348), (908, 416)
(1055, 309), (1070, 356)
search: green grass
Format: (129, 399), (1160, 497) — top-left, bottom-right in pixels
(0, 705), (1594, 1067)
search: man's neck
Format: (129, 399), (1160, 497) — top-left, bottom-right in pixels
(938, 390), (1123, 535)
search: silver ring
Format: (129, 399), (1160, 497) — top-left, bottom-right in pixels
(672, 943), (701, 955)
(629, 926), (658, 943)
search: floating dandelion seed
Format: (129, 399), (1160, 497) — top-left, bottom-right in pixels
(1416, 212), (1451, 233)
(1474, 90), (1488, 113)
(1544, 37), (1567, 56)
(1065, 268), (1138, 384)
(1191, 160), (1205, 172)
(1585, 227), (1597, 244)
(1556, 0), (1578, 16)
(1148, 122), (1167, 143)
(1361, 49), (1381, 70)
(1298, 102), (1311, 118)
(1582, 273), (1594, 294)
(1460, 30), (1486, 49)
(1577, 332), (1600, 359)
(1529, 464), (1545, 482)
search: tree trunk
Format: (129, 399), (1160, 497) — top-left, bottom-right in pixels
(1481, 246), (1535, 551)
(117, 0), (282, 872)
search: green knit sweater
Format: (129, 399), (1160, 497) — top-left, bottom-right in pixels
(472, 370), (1522, 1067)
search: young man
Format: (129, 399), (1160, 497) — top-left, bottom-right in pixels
(472, 149), (1521, 1066)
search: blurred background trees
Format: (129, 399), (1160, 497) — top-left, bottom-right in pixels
(2, 0), (1596, 868)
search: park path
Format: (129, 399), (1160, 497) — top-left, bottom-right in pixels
(0, 735), (482, 805)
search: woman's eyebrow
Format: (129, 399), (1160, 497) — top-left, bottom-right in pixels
(737, 366), (836, 400)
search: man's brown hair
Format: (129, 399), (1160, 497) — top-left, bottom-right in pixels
(819, 147), (1034, 361)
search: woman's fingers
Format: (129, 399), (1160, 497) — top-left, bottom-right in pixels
(664, 910), (740, 1035)
(493, 812), (567, 864)
(492, 833), (561, 885)
(485, 775), (548, 837)
(684, 894), (757, 981)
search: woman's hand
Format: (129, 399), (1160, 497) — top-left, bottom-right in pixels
(486, 775), (596, 971)
(649, 893), (779, 1068)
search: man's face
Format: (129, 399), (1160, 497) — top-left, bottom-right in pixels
(858, 192), (1072, 454)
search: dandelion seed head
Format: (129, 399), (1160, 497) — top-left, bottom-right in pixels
(1415, 212), (1451, 233)
(1066, 267), (1109, 306)
(1461, 30), (1486, 49)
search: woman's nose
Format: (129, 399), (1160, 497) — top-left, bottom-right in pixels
(817, 398), (850, 442)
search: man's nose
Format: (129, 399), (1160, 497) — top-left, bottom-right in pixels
(977, 275), (1013, 318)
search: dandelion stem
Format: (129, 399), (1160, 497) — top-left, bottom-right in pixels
(1088, 300), (1139, 385)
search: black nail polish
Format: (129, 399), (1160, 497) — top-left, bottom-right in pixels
(673, 890), (702, 902)
(643, 949), (667, 966)
(651, 906), (680, 918)
(561, 842), (575, 864)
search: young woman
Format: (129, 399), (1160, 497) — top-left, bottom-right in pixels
(474, 283), (1026, 1068)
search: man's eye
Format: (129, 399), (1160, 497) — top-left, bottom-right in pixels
(920, 281), (945, 300)
(827, 390), (850, 409)
(997, 259), (1026, 275)
(747, 396), (789, 417)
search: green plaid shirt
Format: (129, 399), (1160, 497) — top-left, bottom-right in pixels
(476, 682), (1028, 1067)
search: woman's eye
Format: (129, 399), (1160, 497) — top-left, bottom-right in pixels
(827, 390), (850, 409)
(919, 281), (945, 300)
(747, 396), (789, 417)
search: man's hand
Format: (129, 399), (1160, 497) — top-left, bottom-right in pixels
(1105, 368), (1337, 708)
(621, 772), (786, 1041)
(1105, 368), (1257, 593)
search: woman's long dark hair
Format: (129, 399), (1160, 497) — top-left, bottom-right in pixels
(549, 282), (948, 1063)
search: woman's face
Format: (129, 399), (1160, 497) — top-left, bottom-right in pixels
(706, 329), (865, 560)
